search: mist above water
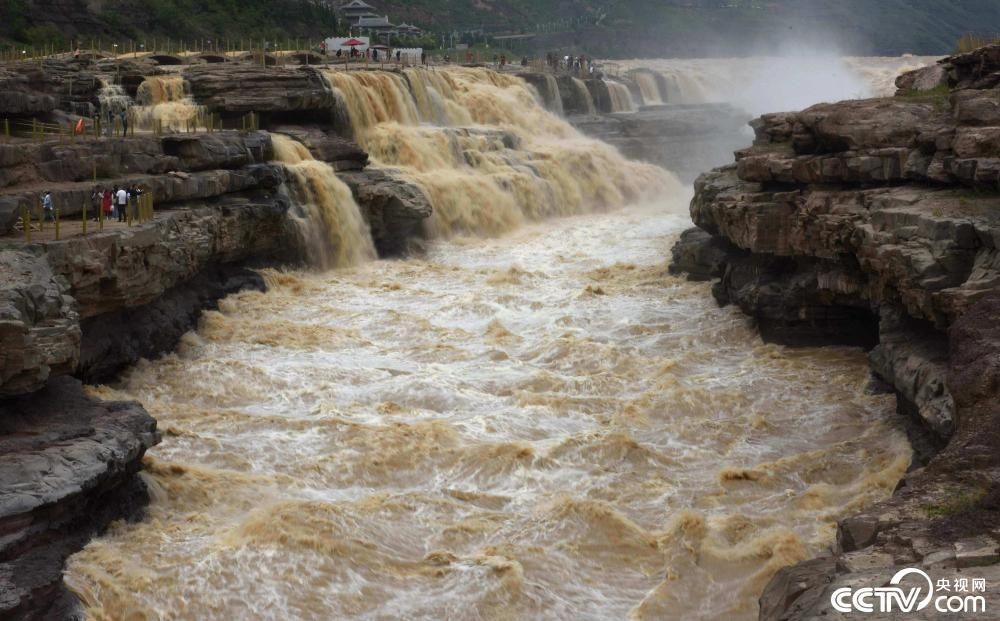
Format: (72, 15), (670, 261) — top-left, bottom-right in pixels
(620, 52), (940, 116)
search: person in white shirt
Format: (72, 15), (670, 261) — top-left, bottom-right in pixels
(116, 186), (128, 222)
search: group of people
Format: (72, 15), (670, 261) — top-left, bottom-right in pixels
(90, 184), (145, 222)
(546, 53), (595, 76)
(332, 46), (426, 65)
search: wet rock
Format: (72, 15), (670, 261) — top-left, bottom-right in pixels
(668, 227), (737, 281)
(78, 264), (267, 383)
(758, 557), (837, 621)
(339, 168), (432, 256)
(0, 377), (158, 620)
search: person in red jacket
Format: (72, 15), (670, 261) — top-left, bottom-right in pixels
(102, 188), (113, 219)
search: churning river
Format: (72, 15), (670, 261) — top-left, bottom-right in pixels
(65, 55), (928, 620)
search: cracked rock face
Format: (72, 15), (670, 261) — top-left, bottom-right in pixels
(0, 251), (80, 399)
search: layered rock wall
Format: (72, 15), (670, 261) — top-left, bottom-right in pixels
(671, 46), (1000, 620)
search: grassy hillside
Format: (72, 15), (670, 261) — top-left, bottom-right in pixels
(3, 0), (1000, 56)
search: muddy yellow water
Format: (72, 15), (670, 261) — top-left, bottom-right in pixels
(66, 204), (910, 620)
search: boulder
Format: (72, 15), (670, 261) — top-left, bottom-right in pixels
(339, 168), (432, 256)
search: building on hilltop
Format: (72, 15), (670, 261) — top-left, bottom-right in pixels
(339, 0), (379, 26)
(357, 15), (397, 36)
(396, 23), (422, 37)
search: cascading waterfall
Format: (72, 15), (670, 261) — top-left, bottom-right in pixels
(542, 73), (565, 115)
(633, 71), (664, 105)
(605, 80), (637, 113)
(321, 67), (676, 238)
(272, 134), (376, 269)
(618, 56), (942, 114)
(132, 75), (205, 132)
(571, 77), (597, 115)
(97, 81), (131, 115)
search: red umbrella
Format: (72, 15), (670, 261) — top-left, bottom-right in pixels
(342, 38), (365, 47)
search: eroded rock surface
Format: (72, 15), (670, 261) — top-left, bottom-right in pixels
(0, 377), (158, 620)
(671, 44), (1000, 620)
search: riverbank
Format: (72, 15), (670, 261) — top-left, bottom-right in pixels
(671, 45), (1000, 619)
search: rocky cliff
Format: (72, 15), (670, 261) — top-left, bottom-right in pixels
(671, 46), (1000, 620)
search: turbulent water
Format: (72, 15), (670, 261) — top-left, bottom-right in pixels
(65, 62), (916, 620)
(66, 206), (910, 620)
(272, 135), (376, 269)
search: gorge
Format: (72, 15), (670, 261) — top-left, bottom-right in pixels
(0, 47), (996, 621)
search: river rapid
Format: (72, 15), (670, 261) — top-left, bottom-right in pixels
(64, 57), (926, 620)
(66, 204), (909, 619)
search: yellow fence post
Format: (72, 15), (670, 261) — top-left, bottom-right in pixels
(98, 197), (104, 231)
(54, 208), (60, 240)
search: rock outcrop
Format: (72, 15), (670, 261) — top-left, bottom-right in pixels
(184, 64), (333, 117)
(0, 377), (158, 620)
(0, 132), (278, 237)
(339, 168), (433, 256)
(0, 250), (79, 398)
(671, 45), (1000, 621)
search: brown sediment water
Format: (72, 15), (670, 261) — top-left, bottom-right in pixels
(132, 74), (205, 132)
(322, 67), (676, 238)
(64, 65), (913, 620)
(271, 134), (376, 269)
(606, 80), (637, 113)
(64, 203), (910, 620)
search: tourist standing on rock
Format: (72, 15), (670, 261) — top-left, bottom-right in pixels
(91, 186), (102, 221)
(42, 192), (54, 222)
(116, 186), (128, 222)
(120, 110), (129, 137)
(421, 51), (426, 65)
(102, 188), (113, 219)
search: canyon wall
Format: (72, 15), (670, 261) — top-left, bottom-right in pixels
(671, 46), (1000, 620)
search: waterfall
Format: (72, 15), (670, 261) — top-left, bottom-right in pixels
(132, 75), (205, 132)
(320, 67), (676, 238)
(633, 71), (664, 105)
(571, 78), (597, 115)
(97, 81), (132, 115)
(543, 74), (565, 116)
(605, 80), (637, 113)
(272, 134), (376, 269)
